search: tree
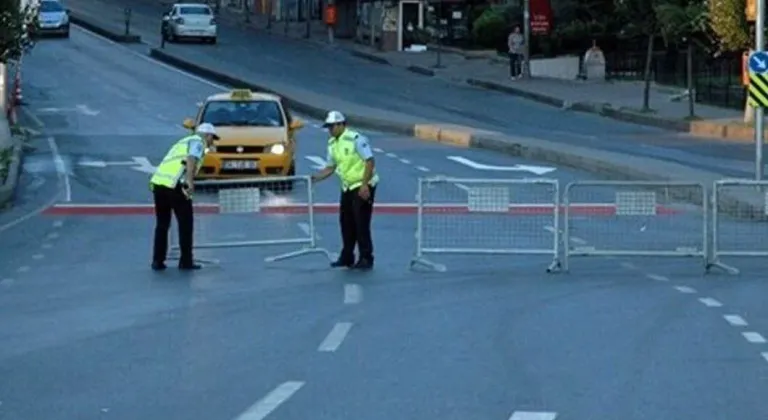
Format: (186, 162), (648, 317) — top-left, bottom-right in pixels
(709, 0), (752, 122)
(655, 0), (708, 118)
(616, 0), (660, 112)
(0, 0), (36, 64)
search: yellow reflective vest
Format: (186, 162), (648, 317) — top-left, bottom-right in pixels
(328, 129), (379, 191)
(150, 135), (205, 188)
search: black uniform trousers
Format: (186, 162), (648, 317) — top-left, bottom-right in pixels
(338, 185), (376, 263)
(152, 183), (194, 265)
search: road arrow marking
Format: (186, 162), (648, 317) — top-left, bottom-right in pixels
(304, 155), (327, 170)
(78, 160), (139, 168)
(130, 157), (156, 174)
(447, 156), (556, 175)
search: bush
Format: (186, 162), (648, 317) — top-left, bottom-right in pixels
(471, 6), (512, 50)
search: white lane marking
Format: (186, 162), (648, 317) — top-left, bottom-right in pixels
(724, 315), (748, 326)
(297, 222), (320, 239)
(373, 147), (384, 153)
(47, 136), (71, 202)
(385, 152), (397, 158)
(53, 220), (63, 228)
(743, 332), (767, 343)
(47, 232), (59, 240)
(762, 352), (768, 362)
(344, 284), (362, 304)
(41, 243), (52, 249)
(509, 412), (558, 420)
(32, 254), (44, 260)
(17, 266), (30, 273)
(620, 262), (637, 270)
(543, 225), (586, 244)
(232, 381), (305, 420)
(699, 297), (723, 307)
(318, 322), (353, 352)
(0, 278), (14, 287)
(454, 183), (470, 191)
(399, 158), (411, 164)
(416, 166), (430, 172)
(674, 286), (696, 294)
(646, 274), (669, 282)
(304, 155), (327, 170)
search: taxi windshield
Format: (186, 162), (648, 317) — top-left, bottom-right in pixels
(201, 100), (284, 127)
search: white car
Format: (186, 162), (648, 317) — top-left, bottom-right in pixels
(161, 3), (217, 44)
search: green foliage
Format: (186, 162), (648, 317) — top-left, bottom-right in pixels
(0, 0), (37, 63)
(655, 0), (709, 46)
(615, 0), (660, 37)
(471, 5), (518, 49)
(708, 0), (750, 52)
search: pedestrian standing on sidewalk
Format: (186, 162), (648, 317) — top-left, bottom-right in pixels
(508, 26), (524, 79)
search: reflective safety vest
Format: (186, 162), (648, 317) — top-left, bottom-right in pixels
(149, 135), (205, 189)
(328, 129), (379, 191)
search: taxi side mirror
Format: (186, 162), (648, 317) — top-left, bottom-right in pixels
(289, 119), (304, 130)
(182, 118), (196, 129)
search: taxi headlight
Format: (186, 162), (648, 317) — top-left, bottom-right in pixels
(270, 144), (285, 155)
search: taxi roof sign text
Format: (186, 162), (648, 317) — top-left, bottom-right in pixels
(230, 89), (253, 100)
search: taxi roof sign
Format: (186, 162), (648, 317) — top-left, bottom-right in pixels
(230, 89), (253, 100)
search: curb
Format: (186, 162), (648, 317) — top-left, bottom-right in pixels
(149, 48), (412, 135)
(69, 13), (142, 43)
(466, 78), (690, 132)
(147, 49), (759, 219)
(406, 65), (435, 77)
(0, 139), (22, 208)
(349, 50), (390, 65)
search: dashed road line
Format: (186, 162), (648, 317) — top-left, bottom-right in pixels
(762, 352), (768, 362)
(232, 381), (305, 420)
(318, 322), (353, 352)
(373, 147), (384, 153)
(344, 284), (362, 304)
(16, 266), (30, 273)
(385, 152), (397, 158)
(416, 166), (430, 172)
(0, 278), (13, 287)
(699, 297), (723, 307)
(41, 243), (52, 249)
(32, 254), (44, 260)
(46, 232), (59, 240)
(399, 158), (411, 164)
(509, 412), (558, 420)
(646, 274), (669, 282)
(743, 332), (767, 343)
(724, 315), (748, 327)
(674, 286), (696, 294)
(620, 261), (637, 270)
(52, 220), (63, 228)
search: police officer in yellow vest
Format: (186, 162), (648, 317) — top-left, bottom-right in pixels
(150, 123), (219, 271)
(312, 111), (378, 270)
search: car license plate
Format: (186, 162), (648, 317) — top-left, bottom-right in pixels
(223, 160), (257, 170)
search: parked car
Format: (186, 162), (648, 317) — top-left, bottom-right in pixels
(161, 3), (217, 44)
(36, 0), (70, 38)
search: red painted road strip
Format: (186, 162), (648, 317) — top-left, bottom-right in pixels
(43, 203), (682, 216)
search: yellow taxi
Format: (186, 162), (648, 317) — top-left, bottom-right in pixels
(183, 89), (303, 182)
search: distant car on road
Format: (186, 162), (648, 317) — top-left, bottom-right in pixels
(161, 3), (217, 44)
(35, 0), (70, 38)
(183, 89), (304, 188)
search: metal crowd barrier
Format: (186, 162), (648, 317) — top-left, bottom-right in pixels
(409, 176), (562, 273)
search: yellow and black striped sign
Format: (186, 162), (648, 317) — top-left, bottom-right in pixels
(749, 72), (768, 107)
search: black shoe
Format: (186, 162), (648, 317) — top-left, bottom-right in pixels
(151, 262), (167, 271)
(330, 258), (354, 268)
(178, 262), (202, 270)
(352, 258), (373, 270)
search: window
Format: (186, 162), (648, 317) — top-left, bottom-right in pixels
(39, 1), (64, 12)
(201, 100), (285, 127)
(179, 6), (212, 15)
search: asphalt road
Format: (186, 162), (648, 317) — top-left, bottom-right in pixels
(63, 0), (763, 179)
(2, 22), (768, 420)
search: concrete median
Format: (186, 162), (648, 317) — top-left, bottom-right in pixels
(0, 117), (21, 208)
(146, 48), (761, 219)
(69, 13), (142, 43)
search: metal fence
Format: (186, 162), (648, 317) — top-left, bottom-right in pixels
(562, 181), (708, 271)
(708, 179), (768, 275)
(169, 175), (333, 266)
(409, 177), (562, 273)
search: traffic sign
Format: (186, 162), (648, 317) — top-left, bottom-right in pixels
(749, 51), (768, 73)
(748, 72), (768, 108)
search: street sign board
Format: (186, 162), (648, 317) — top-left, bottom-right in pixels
(749, 51), (768, 73)
(749, 51), (768, 108)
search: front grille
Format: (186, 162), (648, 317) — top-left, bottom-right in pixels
(216, 146), (266, 154)
(220, 168), (262, 175)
